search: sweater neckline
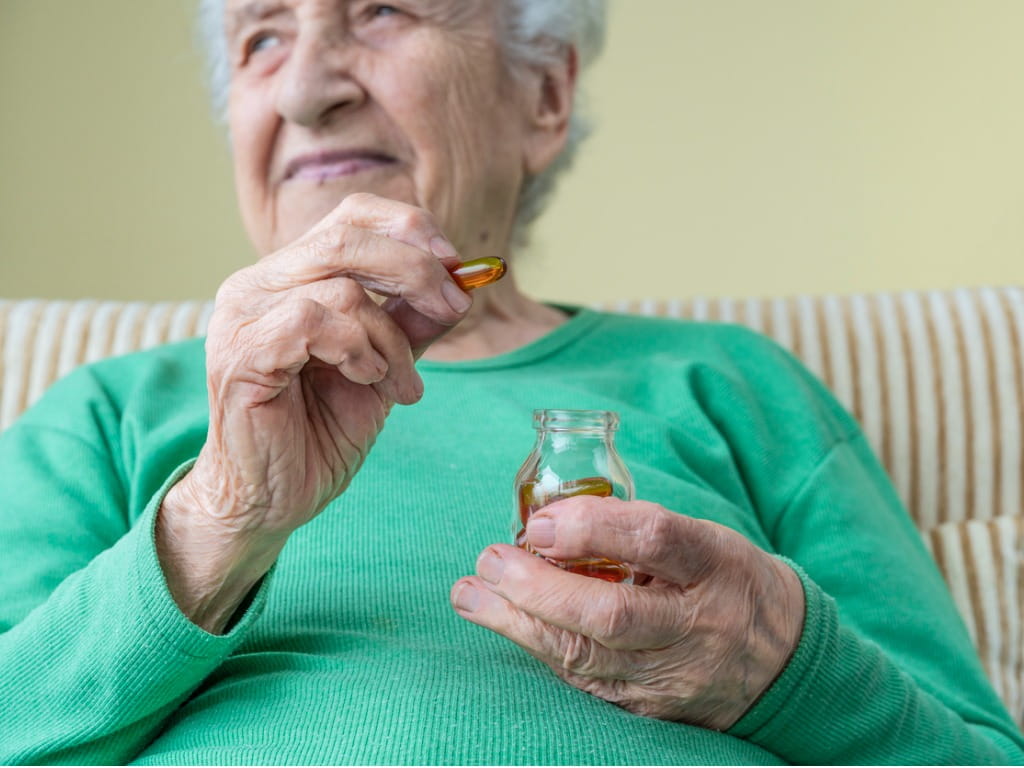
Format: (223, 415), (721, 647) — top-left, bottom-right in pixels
(417, 306), (603, 372)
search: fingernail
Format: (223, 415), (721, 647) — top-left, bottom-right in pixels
(527, 517), (556, 548)
(442, 279), (472, 314)
(430, 235), (459, 261)
(369, 352), (388, 381)
(453, 583), (479, 613)
(477, 548), (505, 585)
(410, 370), (424, 400)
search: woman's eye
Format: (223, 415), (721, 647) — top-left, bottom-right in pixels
(247, 33), (281, 56)
(354, 3), (407, 29)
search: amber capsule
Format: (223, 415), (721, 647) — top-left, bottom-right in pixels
(449, 256), (507, 291)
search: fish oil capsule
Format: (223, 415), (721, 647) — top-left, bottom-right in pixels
(513, 409), (635, 584)
(449, 257), (507, 291)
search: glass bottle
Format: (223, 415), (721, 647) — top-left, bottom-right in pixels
(513, 409), (635, 584)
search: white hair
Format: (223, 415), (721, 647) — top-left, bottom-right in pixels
(196, 0), (607, 244)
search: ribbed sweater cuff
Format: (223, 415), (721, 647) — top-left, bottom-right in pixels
(724, 559), (1024, 765)
(129, 459), (273, 655)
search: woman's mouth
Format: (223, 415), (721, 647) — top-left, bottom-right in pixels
(284, 150), (397, 182)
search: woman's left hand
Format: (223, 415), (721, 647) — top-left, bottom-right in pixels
(451, 496), (805, 731)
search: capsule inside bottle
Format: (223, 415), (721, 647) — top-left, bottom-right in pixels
(449, 257), (507, 291)
(516, 475), (634, 584)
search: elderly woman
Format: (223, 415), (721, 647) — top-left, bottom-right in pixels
(0, 0), (1021, 764)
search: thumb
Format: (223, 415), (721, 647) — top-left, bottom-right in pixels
(380, 295), (469, 358)
(525, 496), (729, 587)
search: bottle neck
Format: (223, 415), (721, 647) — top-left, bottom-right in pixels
(534, 430), (617, 464)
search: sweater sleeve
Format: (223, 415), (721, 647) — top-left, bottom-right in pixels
(0, 371), (272, 764)
(729, 435), (1024, 764)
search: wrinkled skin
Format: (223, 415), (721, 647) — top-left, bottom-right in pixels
(226, 0), (531, 255)
(187, 193), (467, 536)
(452, 495), (806, 731)
(159, 193), (472, 629)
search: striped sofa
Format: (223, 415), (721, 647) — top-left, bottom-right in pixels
(1, 287), (1021, 727)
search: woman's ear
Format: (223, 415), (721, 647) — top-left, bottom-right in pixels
(522, 46), (578, 176)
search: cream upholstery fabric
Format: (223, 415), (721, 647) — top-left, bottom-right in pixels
(0, 300), (214, 430)
(1, 287), (1021, 725)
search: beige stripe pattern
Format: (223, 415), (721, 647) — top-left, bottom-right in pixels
(925, 516), (1023, 725)
(0, 300), (214, 431)
(0, 288), (1022, 726)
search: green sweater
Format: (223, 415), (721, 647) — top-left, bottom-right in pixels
(0, 309), (1021, 765)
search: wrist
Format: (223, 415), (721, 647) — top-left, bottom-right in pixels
(713, 557), (807, 731)
(156, 473), (288, 634)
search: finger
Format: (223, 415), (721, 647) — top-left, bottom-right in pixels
(258, 227), (469, 320)
(525, 496), (735, 587)
(311, 192), (457, 265)
(231, 288), (419, 405)
(286, 279), (422, 403)
(379, 295), (457, 359)
(450, 575), (634, 681)
(451, 578), (678, 720)
(256, 194), (471, 323)
(466, 544), (687, 651)
(221, 299), (364, 403)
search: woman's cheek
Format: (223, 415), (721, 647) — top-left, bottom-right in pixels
(229, 87), (284, 249)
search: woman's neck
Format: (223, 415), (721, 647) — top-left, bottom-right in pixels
(422, 272), (568, 362)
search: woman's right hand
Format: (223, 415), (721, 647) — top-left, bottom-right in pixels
(156, 193), (473, 632)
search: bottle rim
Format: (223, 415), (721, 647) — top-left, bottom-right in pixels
(533, 409), (619, 431)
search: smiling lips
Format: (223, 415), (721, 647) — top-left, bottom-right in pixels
(284, 150), (396, 181)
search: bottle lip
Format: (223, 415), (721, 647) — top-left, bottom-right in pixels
(533, 409), (619, 431)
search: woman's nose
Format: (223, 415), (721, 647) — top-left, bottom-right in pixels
(275, 35), (365, 128)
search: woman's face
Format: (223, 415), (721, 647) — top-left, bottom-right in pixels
(225, 0), (534, 257)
